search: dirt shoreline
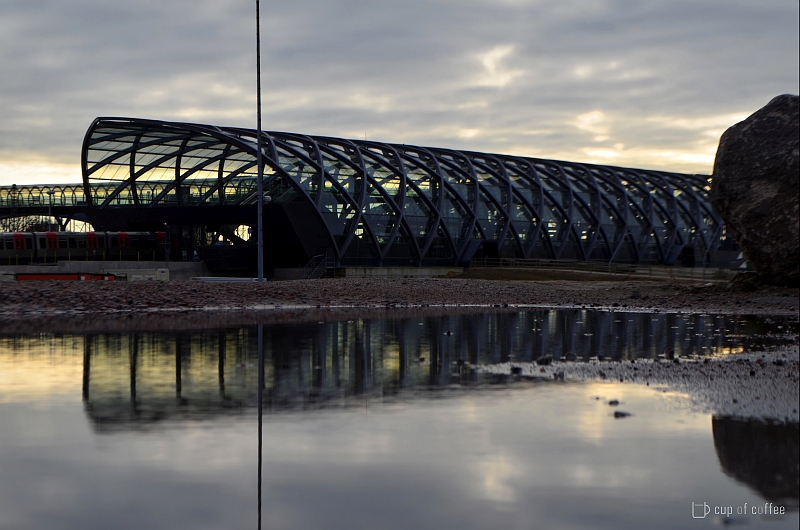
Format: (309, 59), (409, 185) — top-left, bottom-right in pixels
(1, 277), (797, 321)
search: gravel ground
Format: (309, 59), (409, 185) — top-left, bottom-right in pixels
(476, 346), (800, 423)
(0, 277), (797, 318)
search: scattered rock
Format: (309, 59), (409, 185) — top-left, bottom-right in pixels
(474, 346), (800, 422)
(613, 411), (632, 419)
(536, 355), (553, 366)
(608, 400), (620, 406)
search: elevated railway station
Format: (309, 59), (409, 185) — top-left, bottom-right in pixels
(0, 117), (739, 274)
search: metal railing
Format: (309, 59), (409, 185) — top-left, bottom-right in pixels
(0, 184), (87, 208)
(469, 258), (736, 282)
(302, 253), (329, 279)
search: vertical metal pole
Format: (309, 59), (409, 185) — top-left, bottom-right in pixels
(130, 334), (138, 407)
(256, 0), (265, 282)
(218, 330), (226, 398)
(82, 335), (91, 402)
(257, 324), (264, 530)
(175, 334), (182, 398)
(47, 189), (55, 231)
(256, 3), (266, 527)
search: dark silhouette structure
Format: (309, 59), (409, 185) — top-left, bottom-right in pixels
(1, 117), (739, 272)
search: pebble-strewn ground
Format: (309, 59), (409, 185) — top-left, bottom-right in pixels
(0, 277), (797, 317)
(477, 346), (800, 423)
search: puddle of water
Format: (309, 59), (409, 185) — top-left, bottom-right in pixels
(0, 310), (797, 530)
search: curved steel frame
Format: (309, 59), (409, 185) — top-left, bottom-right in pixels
(82, 117), (726, 267)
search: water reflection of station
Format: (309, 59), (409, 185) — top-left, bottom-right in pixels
(79, 310), (777, 429)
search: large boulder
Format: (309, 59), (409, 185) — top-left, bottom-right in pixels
(712, 94), (799, 286)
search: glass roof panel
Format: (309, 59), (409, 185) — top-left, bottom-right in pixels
(475, 189), (505, 240)
(274, 145), (319, 202)
(361, 180), (398, 247)
(403, 187), (436, 245)
(89, 154), (130, 181)
(361, 151), (402, 203)
(319, 176), (358, 245)
(440, 188), (471, 246)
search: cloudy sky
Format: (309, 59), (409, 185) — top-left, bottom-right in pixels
(0, 0), (797, 185)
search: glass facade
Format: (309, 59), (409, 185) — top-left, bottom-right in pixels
(78, 117), (728, 266)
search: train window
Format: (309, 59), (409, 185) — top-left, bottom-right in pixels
(98, 238), (105, 248)
(110, 236), (118, 248)
(77, 238), (86, 249)
(59, 239), (67, 249)
(25, 238), (33, 250)
(68, 238), (77, 249)
(4, 240), (12, 250)
(39, 239), (47, 249)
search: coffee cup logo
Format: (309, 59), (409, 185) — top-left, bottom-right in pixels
(692, 502), (711, 518)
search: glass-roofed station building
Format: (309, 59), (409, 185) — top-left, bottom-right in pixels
(78, 117), (736, 273)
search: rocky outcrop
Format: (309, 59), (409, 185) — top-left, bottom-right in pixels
(712, 94), (799, 286)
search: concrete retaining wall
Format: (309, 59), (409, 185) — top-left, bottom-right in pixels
(0, 261), (210, 281)
(342, 267), (464, 278)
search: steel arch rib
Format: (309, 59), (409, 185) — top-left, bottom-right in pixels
(80, 117), (731, 267)
(503, 157), (557, 259)
(389, 148), (448, 258)
(574, 163), (634, 262)
(466, 154), (524, 257)
(527, 161), (578, 260)
(355, 144), (415, 260)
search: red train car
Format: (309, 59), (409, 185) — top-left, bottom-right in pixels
(0, 231), (166, 264)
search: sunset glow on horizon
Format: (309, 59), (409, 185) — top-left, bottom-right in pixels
(0, 0), (797, 186)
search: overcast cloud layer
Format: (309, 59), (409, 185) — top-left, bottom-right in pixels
(0, 0), (797, 185)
